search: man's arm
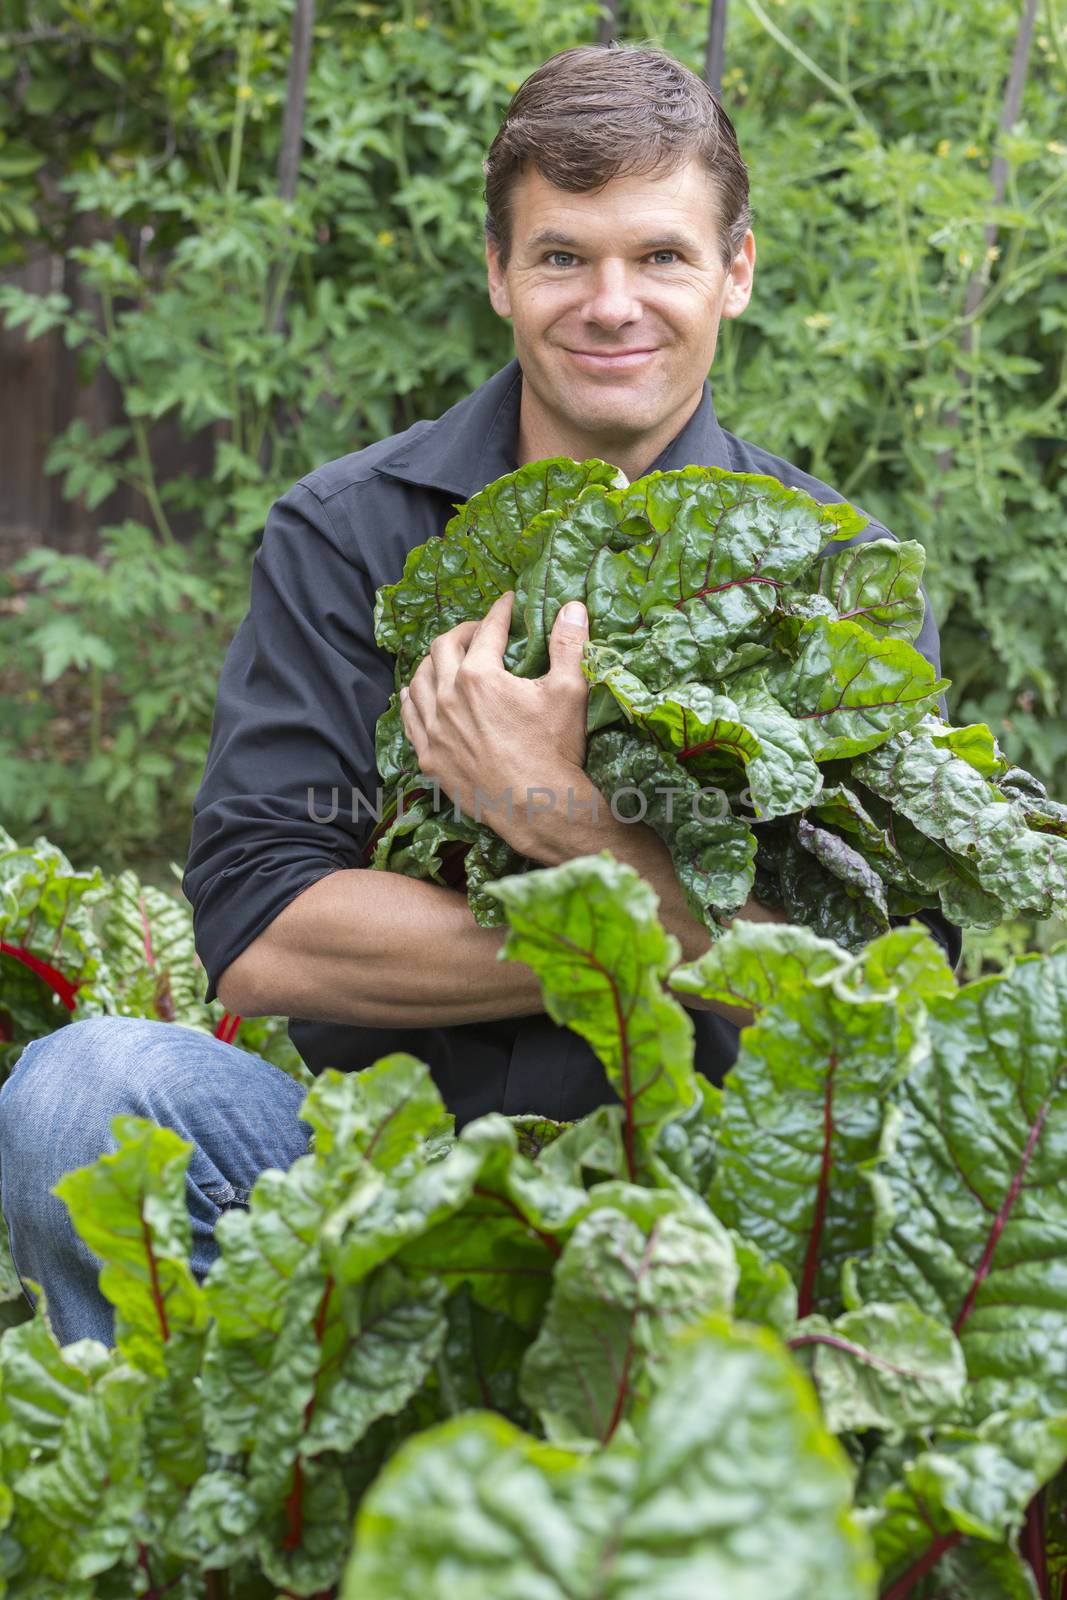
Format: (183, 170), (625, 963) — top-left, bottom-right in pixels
(220, 591), (768, 1030)
(216, 868), (545, 1023)
(218, 780), (763, 1031)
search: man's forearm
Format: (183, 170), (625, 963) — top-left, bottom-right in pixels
(217, 868), (545, 1026)
(220, 770), (779, 1032)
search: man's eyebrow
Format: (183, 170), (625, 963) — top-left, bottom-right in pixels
(522, 228), (701, 254)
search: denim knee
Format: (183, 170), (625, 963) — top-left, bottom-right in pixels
(0, 1014), (310, 1218)
(0, 1015), (166, 1149)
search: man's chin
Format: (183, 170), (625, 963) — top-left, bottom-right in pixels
(559, 404), (662, 446)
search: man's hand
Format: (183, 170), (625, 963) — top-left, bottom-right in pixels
(399, 590), (590, 847)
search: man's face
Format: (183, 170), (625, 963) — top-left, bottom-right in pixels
(486, 159), (755, 461)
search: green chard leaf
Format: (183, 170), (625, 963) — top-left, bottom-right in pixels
(576, 468), (866, 682)
(342, 1316), (877, 1600)
(391, 1119), (592, 1328)
(857, 946), (1067, 1421)
(651, 1074), (721, 1198)
(854, 724), (1067, 919)
(789, 1301), (966, 1436)
(99, 868), (205, 1025)
(52, 1116), (206, 1375)
(584, 728), (757, 928)
(320, 1106), (591, 1330)
(675, 922), (953, 1317)
(301, 1053), (454, 1172)
(671, 917), (852, 1011)
(0, 826), (112, 1038)
(197, 1062), (455, 1588)
(867, 1405), (1067, 1598)
(810, 537), (927, 642)
(374, 458), (624, 682)
(519, 1186), (737, 1445)
(765, 616), (948, 761)
(730, 1232), (799, 1334)
(585, 663), (823, 820)
(488, 854), (698, 1179)
(0, 1305), (111, 1478)
(13, 1362), (153, 1585)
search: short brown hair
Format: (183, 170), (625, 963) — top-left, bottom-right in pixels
(483, 44), (752, 272)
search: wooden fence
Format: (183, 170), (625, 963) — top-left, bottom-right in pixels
(0, 241), (211, 565)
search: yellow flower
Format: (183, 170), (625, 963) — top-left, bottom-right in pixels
(936, 138), (951, 158)
(376, 229), (396, 248)
(414, 13), (429, 25)
(236, 84), (253, 101)
(804, 311), (831, 330)
(1047, 141), (1067, 157)
(964, 143), (981, 158)
(913, 403), (925, 418)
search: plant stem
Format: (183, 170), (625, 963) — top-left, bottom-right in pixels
(99, 289), (175, 542)
(130, 417), (176, 543)
(227, 32), (253, 205)
(89, 663), (102, 759)
(880, 1531), (965, 1599)
(895, 192), (927, 346)
(1023, 1488), (1050, 1598)
(744, 0), (870, 129)
(1045, 0), (1067, 80)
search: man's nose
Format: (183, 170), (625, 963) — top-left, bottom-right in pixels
(580, 261), (642, 327)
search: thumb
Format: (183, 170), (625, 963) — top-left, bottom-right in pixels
(547, 598), (589, 682)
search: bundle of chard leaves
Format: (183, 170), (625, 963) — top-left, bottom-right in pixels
(372, 459), (1067, 947)
(5, 849), (1067, 1598)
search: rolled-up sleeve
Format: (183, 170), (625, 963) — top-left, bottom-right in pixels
(182, 482), (393, 1003)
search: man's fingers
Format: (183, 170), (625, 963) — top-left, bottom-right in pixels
(462, 590), (514, 670)
(430, 618), (480, 659)
(426, 618), (479, 693)
(405, 651), (438, 729)
(545, 597), (589, 685)
(398, 684), (426, 758)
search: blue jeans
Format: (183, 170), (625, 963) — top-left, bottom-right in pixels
(0, 1016), (312, 1348)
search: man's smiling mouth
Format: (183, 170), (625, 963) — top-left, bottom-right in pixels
(565, 348), (658, 369)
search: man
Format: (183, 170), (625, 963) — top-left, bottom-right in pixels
(0, 43), (958, 1346)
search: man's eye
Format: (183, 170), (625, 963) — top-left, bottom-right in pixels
(546, 251), (577, 267)
(649, 250), (679, 264)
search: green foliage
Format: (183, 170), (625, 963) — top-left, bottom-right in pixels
(372, 457), (1067, 947)
(0, 822), (306, 1080)
(0, 0), (1063, 890)
(3, 847), (1067, 1592)
(0, 0), (600, 865)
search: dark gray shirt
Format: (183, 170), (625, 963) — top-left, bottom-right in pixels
(183, 358), (959, 1128)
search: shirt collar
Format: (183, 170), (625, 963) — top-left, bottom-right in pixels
(373, 356), (733, 499)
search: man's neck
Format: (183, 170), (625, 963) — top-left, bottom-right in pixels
(514, 386), (705, 483)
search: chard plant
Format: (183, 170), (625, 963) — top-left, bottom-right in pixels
(2, 845), (1067, 1596)
(0, 825), (303, 1084)
(372, 458), (1067, 949)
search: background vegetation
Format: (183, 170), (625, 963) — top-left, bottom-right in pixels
(0, 0), (1064, 965)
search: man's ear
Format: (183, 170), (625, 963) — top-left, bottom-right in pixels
(486, 238), (512, 319)
(721, 229), (756, 320)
